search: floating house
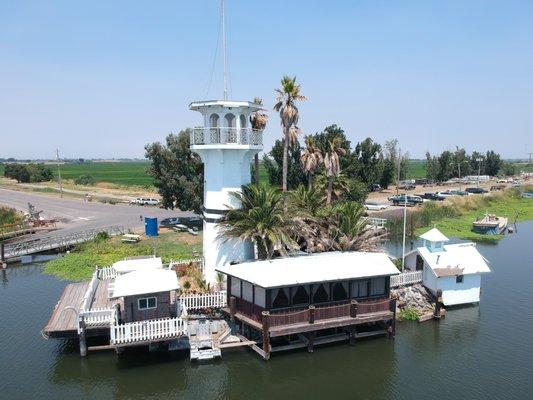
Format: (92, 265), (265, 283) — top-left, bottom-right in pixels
(217, 251), (399, 359)
(404, 228), (491, 306)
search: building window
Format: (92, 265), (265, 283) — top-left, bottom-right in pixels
(370, 277), (386, 296)
(351, 280), (368, 298)
(231, 277), (241, 298)
(239, 114), (247, 128)
(456, 275), (464, 283)
(138, 297), (157, 310)
(292, 285), (309, 305)
(209, 113), (220, 128)
(332, 282), (348, 301)
(313, 284), (329, 303)
(272, 288), (289, 308)
(224, 113), (235, 128)
(242, 281), (253, 303)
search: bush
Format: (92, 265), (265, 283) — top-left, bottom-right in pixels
(183, 280), (191, 290)
(3, 163), (54, 183)
(398, 307), (421, 321)
(94, 231), (110, 242)
(74, 174), (96, 186)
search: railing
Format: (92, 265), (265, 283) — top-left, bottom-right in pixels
(110, 317), (187, 345)
(169, 257), (203, 269)
(81, 269), (99, 312)
(390, 270), (423, 288)
(179, 291), (227, 311)
(235, 297), (265, 322)
(368, 217), (387, 228)
(3, 225), (125, 259)
(191, 127), (263, 146)
(266, 298), (393, 327)
(79, 308), (117, 330)
(97, 266), (117, 280)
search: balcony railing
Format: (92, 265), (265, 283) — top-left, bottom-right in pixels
(191, 127), (263, 146)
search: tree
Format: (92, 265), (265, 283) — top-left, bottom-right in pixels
(250, 97), (269, 184)
(274, 76), (306, 192)
(74, 174), (96, 186)
(217, 185), (297, 259)
(485, 150), (502, 176)
(354, 138), (383, 186)
(300, 136), (323, 189)
(425, 152), (440, 182)
(500, 162), (516, 176)
(263, 139), (307, 189)
(380, 139), (408, 188)
(324, 137), (347, 204)
(145, 129), (204, 213)
(312, 125), (353, 174)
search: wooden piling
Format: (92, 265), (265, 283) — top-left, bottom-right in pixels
(261, 311), (270, 360)
(307, 331), (315, 353)
(308, 305), (315, 324)
(78, 319), (87, 357)
(229, 296), (236, 322)
(434, 289), (442, 319)
(350, 299), (358, 318)
(1, 243), (6, 269)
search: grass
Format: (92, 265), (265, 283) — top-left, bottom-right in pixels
(388, 188), (533, 242)
(44, 231), (202, 281)
(407, 160), (427, 179)
(0, 207), (23, 226)
(0, 162), (153, 187)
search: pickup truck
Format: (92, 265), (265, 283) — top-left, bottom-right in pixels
(130, 197), (160, 206)
(388, 195), (423, 206)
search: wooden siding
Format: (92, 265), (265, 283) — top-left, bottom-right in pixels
(122, 291), (174, 323)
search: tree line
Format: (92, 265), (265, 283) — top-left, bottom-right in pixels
(3, 163), (54, 183)
(424, 148), (513, 182)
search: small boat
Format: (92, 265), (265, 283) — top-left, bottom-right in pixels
(522, 192), (533, 199)
(472, 213), (508, 234)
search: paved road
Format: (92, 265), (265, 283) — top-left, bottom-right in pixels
(0, 188), (194, 239)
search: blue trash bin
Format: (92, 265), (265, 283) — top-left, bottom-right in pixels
(144, 217), (158, 237)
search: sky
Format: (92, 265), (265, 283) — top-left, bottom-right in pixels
(1, 0), (532, 160)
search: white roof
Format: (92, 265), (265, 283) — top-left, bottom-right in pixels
(189, 99), (264, 111)
(111, 269), (179, 298)
(112, 257), (163, 274)
(420, 228), (449, 242)
(216, 252), (399, 289)
(418, 243), (491, 276)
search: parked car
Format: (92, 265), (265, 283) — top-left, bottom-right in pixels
(389, 195), (422, 206)
(371, 184), (382, 192)
(131, 197), (160, 206)
(465, 187), (488, 194)
(160, 216), (203, 231)
(418, 192), (446, 201)
(398, 181), (416, 190)
(436, 191), (454, 198)
(364, 201), (389, 211)
(490, 185), (506, 191)
(448, 190), (470, 196)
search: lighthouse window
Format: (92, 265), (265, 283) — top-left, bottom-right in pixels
(239, 114), (247, 128)
(224, 113), (235, 128)
(209, 113), (219, 128)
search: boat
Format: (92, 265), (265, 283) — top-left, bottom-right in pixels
(472, 213), (508, 234)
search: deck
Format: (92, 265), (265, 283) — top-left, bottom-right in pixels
(43, 279), (118, 338)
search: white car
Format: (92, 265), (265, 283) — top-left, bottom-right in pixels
(131, 197), (160, 206)
(364, 201), (389, 211)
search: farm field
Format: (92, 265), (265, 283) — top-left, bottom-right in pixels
(59, 162), (153, 186)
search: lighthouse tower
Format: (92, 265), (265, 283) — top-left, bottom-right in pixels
(189, 101), (264, 283)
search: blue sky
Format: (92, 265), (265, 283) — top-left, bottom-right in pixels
(1, 0), (532, 159)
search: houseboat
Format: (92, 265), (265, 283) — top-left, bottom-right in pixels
(404, 228), (491, 306)
(217, 251), (399, 360)
(472, 213), (508, 234)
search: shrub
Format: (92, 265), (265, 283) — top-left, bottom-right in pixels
(183, 280), (191, 290)
(94, 231), (110, 242)
(398, 307), (421, 321)
(4, 163), (53, 183)
(74, 174), (96, 186)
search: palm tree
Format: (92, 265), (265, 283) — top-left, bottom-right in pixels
(328, 202), (387, 252)
(300, 136), (323, 189)
(250, 97), (269, 184)
(274, 76), (306, 192)
(217, 184), (298, 259)
(323, 136), (347, 204)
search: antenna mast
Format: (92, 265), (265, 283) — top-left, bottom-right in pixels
(221, 0), (228, 100)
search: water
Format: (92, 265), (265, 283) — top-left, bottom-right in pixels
(1, 223), (532, 400)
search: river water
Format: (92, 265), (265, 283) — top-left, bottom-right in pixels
(1, 223), (532, 400)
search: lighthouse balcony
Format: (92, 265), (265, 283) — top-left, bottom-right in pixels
(191, 127), (263, 147)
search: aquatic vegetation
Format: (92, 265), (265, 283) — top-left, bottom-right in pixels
(398, 306), (421, 321)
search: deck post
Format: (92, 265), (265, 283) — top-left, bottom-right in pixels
(229, 296), (237, 322)
(308, 305), (315, 324)
(261, 311), (270, 360)
(1, 243), (6, 269)
(434, 289), (442, 319)
(350, 299), (358, 318)
(78, 318), (87, 357)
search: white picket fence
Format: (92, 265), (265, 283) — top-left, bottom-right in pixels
(80, 270), (99, 312)
(79, 308), (117, 330)
(390, 270), (423, 288)
(179, 291), (227, 311)
(110, 317), (187, 345)
(368, 217), (387, 228)
(97, 266), (117, 280)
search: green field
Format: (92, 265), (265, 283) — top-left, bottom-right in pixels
(0, 162), (153, 187)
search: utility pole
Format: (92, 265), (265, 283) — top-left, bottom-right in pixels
(476, 157), (483, 187)
(56, 148), (63, 198)
(527, 152), (533, 165)
(396, 147), (401, 196)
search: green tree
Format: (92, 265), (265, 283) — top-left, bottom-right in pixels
(500, 162), (516, 176)
(217, 185), (297, 259)
(324, 137), (347, 204)
(274, 76), (306, 192)
(485, 150), (502, 176)
(145, 129), (204, 213)
(263, 139), (307, 189)
(354, 138), (383, 186)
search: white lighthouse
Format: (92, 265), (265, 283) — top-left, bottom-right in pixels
(189, 101), (264, 284)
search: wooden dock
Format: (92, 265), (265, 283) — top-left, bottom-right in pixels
(43, 279), (117, 338)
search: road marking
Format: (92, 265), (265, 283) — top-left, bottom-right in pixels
(77, 216), (94, 221)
